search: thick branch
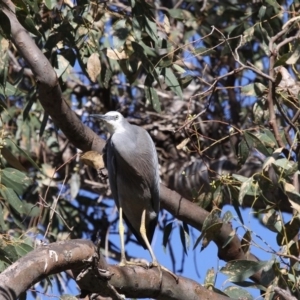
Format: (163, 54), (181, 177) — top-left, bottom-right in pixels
(0, 239), (95, 300)
(0, 240), (232, 300)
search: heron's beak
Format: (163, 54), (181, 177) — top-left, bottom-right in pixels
(90, 114), (112, 121)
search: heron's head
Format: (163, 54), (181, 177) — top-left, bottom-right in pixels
(91, 111), (126, 134)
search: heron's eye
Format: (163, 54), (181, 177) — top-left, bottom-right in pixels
(115, 115), (119, 120)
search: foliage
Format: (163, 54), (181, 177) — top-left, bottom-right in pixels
(1, 0), (300, 299)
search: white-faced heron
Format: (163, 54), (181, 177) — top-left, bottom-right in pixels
(92, 111), (160, 267)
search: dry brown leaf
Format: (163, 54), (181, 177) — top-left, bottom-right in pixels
(106, 48), (129, 60)
(176, 138), (190, 150)
(81, 151), (104, 170)
(163, 14), (170, 34)
(87, 53), (101, 82)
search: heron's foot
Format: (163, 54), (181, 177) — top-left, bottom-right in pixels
(150, 262), (179, 283)
(149, 260), (159, 268)
(118, 259), (149, 269)
(161, 265), (179, 283)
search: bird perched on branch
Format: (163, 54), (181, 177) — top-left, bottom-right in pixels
(91, 111), (160, 267)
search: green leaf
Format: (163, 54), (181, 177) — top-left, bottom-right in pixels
(194, 210), (221, 250)
(103, 68), (113, 89)
(0, 82), (23, 97)
(232, 174), (249, 183)
(222, 230), (236, 248)
(144, 17), (158, 43)
(39, 112), (49, 137)
(272, 158), (294, 170)
(113, 20), (130, 49)
(168, 9), (186, 20)
(221, 260), (270, 282)
(0, 203), (7, 231)
(164, 68), (183, 99)
(238, 177), (258, 205)
(1, 168), (32, 196)
(22, 202), (40, 217)
(132, 16), (142, 40)
(139, 41), (157, 57)
(0, 186), (24, 214)
(145, 86), (161, 112)
(232, 281), (266, 290)
(257, 25), (270, 55)
(173, 64), (185, 74)
(16, 9), (41, 37)
(244, 131), (273, 157)
(162, 222), (173, 252)
(182, 221), (190, 250)
(22, 94), (35, 121)
(286, 40), (300, 65)
(201, 222), (222, 250)
(261, 209), (281, 233)
(222, 210), (233, 223)
(11, 0), (29, 12)
(241, 83), (266, 96)
(9, 207), (25, 229)
(70, 173), (80, 199)
(224, 286), (253, 299)
(0, 11), (11, 39)
(131, 42), (155, 74)
(179, 75), (193, 89)
(258, 6), (266, 20)
(243, 26), (255, 44)
(230, 186), (244, 225)
(193, 47), (216, 56)
(179, 223), (188, 255)
(241, 230), (251, 254)
(44, 0), (57, 10)
(204, 268), (215, 287)
(54, 54), (70, 79)
(0, 260), (9, 272)
(274, 53), (290, 67)
(0, 244), (18, 263)
(4, 138), (40, 170)
(238, 139), (250, 165)
(0, 35), (9, 88)
(14, 242), (33, 257)
(276, 218), (300, 246)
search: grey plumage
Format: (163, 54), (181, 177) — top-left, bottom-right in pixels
(91, 111), (160, 263)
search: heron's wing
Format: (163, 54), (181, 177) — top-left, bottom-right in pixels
(104, 137), (120, 208)
(112, 125), (160, 208)
(149, 131), (160, 215)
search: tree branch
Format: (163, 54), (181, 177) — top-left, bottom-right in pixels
(0, 240), (232, 300)
(0, 239), (95, 300)
(160, 186), (262, 284)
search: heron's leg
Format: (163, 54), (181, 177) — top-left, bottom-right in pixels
(140, 209), (179, 283)
(118, 207), (148, 268)
(140, 209), (158, 265)
(118, 207), (127, 265)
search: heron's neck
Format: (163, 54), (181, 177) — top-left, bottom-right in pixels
(106, 123), (126, 134)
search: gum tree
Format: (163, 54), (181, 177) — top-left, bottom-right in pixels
(0, 0), (300, 299)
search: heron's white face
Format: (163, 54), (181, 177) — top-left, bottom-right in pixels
(99, 111), (126, 134)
